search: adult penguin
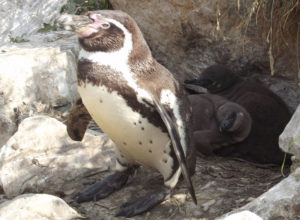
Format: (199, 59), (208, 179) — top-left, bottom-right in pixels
(57, 10), (196, 217)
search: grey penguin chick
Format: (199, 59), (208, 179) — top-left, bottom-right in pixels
(185, 64), (292, 165)
(188, 94), (252, 155)
(57, 10), (196, 217)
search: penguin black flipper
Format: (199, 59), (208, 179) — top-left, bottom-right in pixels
(152, 97), (197, 204)
(67, 98), (92, 141)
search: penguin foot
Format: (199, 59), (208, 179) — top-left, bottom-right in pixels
(73, 171), (130, 203)
(115, 187), (170, 218)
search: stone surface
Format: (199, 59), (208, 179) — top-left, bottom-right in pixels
(255, 74), (300, 112)
(221, 167), (300, 220)
(0, 116), (116, 198)
(279, 105), (300, 157)
(0, 0), (67, 45)
(0, 193), (82, 220)
(0, 32), (79, 108)
(0, 111), (14, 147)
(220, 210), (263, 220)
(110, 0), (299, 82)
(0, 31), (79, 147)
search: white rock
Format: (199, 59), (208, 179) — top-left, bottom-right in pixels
(0, 36), (79, 108)
(221, 210), (263, 220)
(0, 116), (116, 198)
(279, 104), (300, 157)
(0, 193), (82, 220)
(0, 111), (14, 145)
(0, 0), (67, 45)
(0, 31), (79, 147)
(220, 167), (300, 220)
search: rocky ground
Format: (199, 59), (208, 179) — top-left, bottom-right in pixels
(66, 156), (288, 220)
(0, 122), (290, 219)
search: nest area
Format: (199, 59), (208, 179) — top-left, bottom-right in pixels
(61, 155), (287, 219)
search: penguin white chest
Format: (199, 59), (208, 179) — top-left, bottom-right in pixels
(78, 83), (176, 180)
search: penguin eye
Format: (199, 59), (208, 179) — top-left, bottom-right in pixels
(100, 23), (110, 29)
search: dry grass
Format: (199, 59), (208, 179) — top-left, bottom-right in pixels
(238, 0), (300, 80)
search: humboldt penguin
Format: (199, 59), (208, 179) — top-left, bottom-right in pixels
(57, 10), (196, 217)
(185, 64), (292, 165)
(188, 94), (252, 155)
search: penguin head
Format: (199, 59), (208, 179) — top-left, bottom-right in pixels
(56, 10), (151, 62)
(217, 102), (252, 141)
(76, 11), (129, 52)
(184, 64), (240, 93)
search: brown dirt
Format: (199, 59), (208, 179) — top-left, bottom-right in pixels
(61, 155), (288, 220)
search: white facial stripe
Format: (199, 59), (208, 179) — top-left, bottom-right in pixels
(78, 18), (152, 103)
(160, 89), (187, 155)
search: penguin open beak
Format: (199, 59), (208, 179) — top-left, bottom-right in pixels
(74, 13), (111, 37)
(55, 14), (92, 33)
(55, 13), (111, 38)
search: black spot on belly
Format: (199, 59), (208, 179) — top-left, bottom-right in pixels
(76, 99), (83, 105)
(163, 159), (168, 163)
(138, 141), (142, 145)
(149, 140), (153, 144)
(138, 120), (142, 124)
(148, 149), (152, 153)
(123, 142), (127, 146)
(99, 99), (103, 103)
(163, 150), (167, 154)
(141, 127), (145, 130)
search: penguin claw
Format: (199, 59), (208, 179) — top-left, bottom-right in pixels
(73, 172), (130, 203)
(115, 187), (170, 217)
